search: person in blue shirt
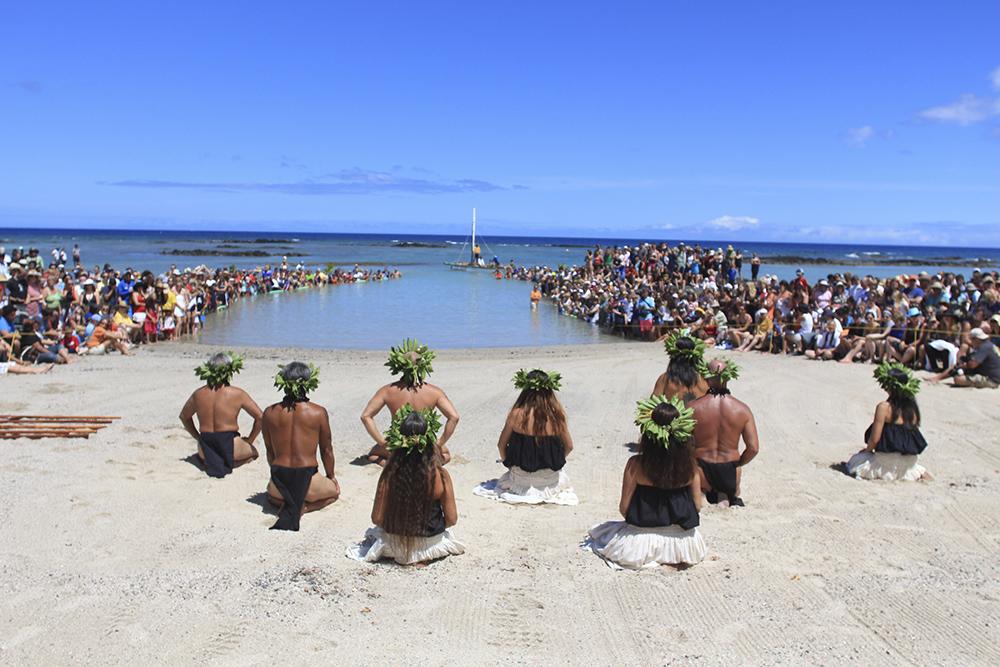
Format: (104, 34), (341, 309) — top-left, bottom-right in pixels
(0, 305), (18, 349)
(903, 276), (924, 302)
(116, 271), (135, 303)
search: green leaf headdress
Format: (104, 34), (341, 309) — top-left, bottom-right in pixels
(663, 329), (709, 375)
(513, 369), (562, 393)
(635, 395), (697, 448)
(705, 357), (740, 383)
(274, 363), (320, 400)
(384, 403), (443, 453)
(385, 339), (436, 386)
(874, 361), (920, 398)
(194, 353), (243, 389)
(663, 329), (707, 360)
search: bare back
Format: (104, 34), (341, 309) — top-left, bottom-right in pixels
(381, 382), (446, 413)
(690, 393), (753, 463)
(187, 385), (252, 433)
(653, 373), (708, 405)
(262, 401), (330, 468)
(362, 381), (461, 454)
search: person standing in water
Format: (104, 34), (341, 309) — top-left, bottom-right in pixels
(263, 362), (340, 530)
(652, 331), (709, 404)
(530, 284), (542, 310)
(361, 339), (460, 466)
(179, 353), (262, 478)
(689, 358), (760, 506)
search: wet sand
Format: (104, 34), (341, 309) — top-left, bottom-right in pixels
(2, 342), (999, 665)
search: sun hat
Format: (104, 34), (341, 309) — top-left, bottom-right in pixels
(930, 281), (943, 289)
(969, 327), (989, 340)
(83, 279), (95, 286)
(906, 307), (921, 317)
(9, 262), (21, 270)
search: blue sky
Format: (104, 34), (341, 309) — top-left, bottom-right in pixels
(2, 1), (999, 246)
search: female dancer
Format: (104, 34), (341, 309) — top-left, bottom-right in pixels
(473, 369), (577, 505)
(349, 406), (464, 565)
(586, 396), (706, 569)
(652, 331), (709, 404)
(845, 362), (930, 481)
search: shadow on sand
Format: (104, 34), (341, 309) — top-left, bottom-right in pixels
(246, 491), (278, 516)
(181, 454), (204, 471)
(829, 462), (852, 477)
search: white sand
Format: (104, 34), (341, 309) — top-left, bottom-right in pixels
(2, 342), (999, 665)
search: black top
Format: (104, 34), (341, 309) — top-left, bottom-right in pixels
(626, 484), (700, 530)
(864, 423), (928, 456)
(503, 431), (567, 472)
(419, 501), (446, 537)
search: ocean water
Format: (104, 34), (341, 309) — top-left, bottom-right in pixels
(2, 228), (998, 349)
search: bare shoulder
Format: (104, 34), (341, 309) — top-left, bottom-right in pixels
(625, 454), (641, 472)
(423, 382), (446, 397)
(729, 395), (753, 413)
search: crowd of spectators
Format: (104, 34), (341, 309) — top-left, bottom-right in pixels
(0, 244), (401, 373)
(515, 241), (1000, 389)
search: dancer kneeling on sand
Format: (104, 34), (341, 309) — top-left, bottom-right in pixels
(179, 353), (262, 478)
(263, 363), (340, 530)
(690, 359), (759, 507)
(473, 369), (578, 505)
(585, 396), (706, 570)
(844, 362), (930, 482)
(349, 406), (464, 565)
(361, 339), (460, 466)
(652, 331), (708, 405)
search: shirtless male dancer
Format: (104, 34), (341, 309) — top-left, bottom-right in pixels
(689, 358), (759, 507)
(179, 353), (262, 478)
(652, 332), (709, 404)
(361, 339), (460, 466)
(263, 362), (340, 531)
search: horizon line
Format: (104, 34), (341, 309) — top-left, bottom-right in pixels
(1, 224), (999, 253)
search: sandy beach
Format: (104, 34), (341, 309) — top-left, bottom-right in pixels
(2, 342), (999, 665)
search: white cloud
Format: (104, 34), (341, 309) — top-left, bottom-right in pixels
(919, 93), (995, 125)
(918, 66), (1000, 126)
(846, 125), (876, 147)
(707, 215), (760, 231)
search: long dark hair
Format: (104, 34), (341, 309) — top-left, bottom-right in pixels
(886, 369), (921, 426)
(512, 370), (567, 436)
(639, 402), (696, 489)
(381, 411), (437, 552)
(666, 337), (702, 389)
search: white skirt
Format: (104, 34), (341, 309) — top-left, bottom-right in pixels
(846, 451), (927, 481)
(346, 527), (465, 565)
(585, 521), (706, 570)
(473, 466), (579, 505)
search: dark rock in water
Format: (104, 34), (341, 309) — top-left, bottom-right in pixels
(762, 254), (996, 268)
(161, 249), (307, 257)
(392, 241), (448, 248)
(217, 244), (297, 251)
(219, 238), (297, 245)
